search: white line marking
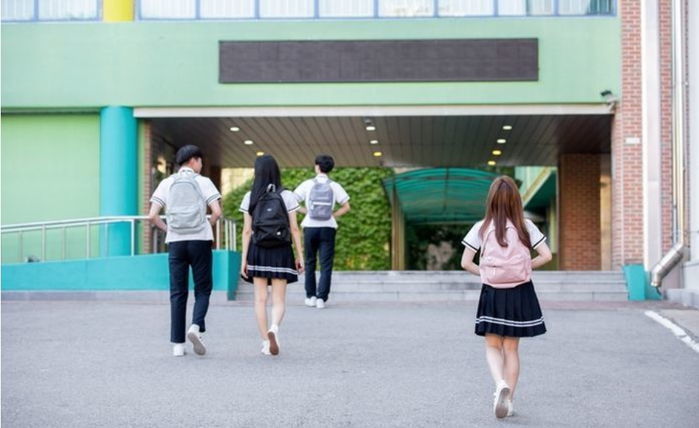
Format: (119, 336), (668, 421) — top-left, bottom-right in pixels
(644, 311), (699, 354)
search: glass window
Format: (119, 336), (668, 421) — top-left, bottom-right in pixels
(1, 0), (34, 21)
(381, 0), (434, 17)
(529, 0), (554, 15)
(559, 0), (614, 15)
(201, 0), (255, 18)
(319, 0), (373, 17)
(38, 0), (98, 20)
(497, 0), (526, 16)
(440, 0), (494, 16)
(260, 0), (314, 18)
(140, 0), (196, 19)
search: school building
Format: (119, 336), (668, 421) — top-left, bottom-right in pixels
(1, 0), (696, 305)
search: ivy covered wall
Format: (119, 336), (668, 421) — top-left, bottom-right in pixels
(223, 167), (394, 270)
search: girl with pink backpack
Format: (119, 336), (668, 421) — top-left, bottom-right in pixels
(461, 176), (552, 419)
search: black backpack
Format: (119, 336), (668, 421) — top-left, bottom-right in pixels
(251, 185), (291, 248)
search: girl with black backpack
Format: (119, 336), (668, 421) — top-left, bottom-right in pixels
(240, 155), (304, 356)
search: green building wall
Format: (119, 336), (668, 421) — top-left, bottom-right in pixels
(2, 18), (620, 109)
(1, 114), (101, 262)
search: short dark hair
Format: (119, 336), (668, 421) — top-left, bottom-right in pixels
(315, 154), (335, 173)
(175, 145), (203, 166)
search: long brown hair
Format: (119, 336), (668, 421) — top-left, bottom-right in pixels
(479, 176), (531, 248)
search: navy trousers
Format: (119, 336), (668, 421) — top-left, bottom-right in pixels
(168, 240), (212, 343)
(304, 227), (337, 301)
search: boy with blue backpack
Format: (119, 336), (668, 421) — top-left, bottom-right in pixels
(294, 155), (350, 309)
(149, 145), (222, 357)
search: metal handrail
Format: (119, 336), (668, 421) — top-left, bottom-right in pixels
(1, 215), (238, 263)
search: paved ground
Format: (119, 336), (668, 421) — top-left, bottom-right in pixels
(2, 300), (698, 427)
(660, 309), (699, 340)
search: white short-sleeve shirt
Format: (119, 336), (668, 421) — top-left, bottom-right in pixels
(462, 218), (546, 252)
(150, 167), (222, 243)
(239, 190), (300, 214)
(293, 174), (350, 229)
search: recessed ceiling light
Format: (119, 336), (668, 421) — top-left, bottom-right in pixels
(370, 140), (379, 145)
(373, 151), (382, 157)
(230, 126), (240, 132)
(497, 139), (507, 144)
(492, 149), (502, 156)
(502, 125), (512, 131)
(256, 151), (264, 156)
(366, 125), (376, 131)
(244, 140), (254, 145)
(488, 160), (497, 166)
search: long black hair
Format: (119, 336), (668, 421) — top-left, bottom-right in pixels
(249, 154), (283, 214)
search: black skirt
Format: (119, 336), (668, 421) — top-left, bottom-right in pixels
(242, 242), (298, 285)
(475, 281), (546, 337)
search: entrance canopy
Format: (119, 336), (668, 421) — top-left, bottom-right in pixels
(139, 105), (612, 168)
(383, 168), (499, 224)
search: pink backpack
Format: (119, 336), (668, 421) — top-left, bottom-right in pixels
(480, 223), (532, 288)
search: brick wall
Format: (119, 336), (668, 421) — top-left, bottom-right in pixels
(559, 154), (602, 270)
(612, 0), (645, 267)
(141, 120), (153, 253)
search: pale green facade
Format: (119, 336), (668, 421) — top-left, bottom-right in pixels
(2, 19), (619, 109)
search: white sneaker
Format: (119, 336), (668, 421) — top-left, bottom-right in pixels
(187, 324), (206, 356)
(316, 299), (325, 309)
(304, 296), (317, 307)
(261, 340), (271, 355)
(506, 399), (514, 417)
(493, 380), (511, 419)
(267, 324), (280, 355)
(172, 343), (186, 357)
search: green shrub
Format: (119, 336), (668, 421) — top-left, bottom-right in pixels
(223, 167), (394, 270)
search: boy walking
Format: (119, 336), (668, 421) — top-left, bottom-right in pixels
(148, 145), (222, 356)
(294, 155), (350, 308)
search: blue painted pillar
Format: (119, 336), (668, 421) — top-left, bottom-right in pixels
(100, 106), (138, 257)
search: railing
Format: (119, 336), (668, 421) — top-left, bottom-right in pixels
(0, 216), (237, 264)
(1, 0), (615, 22)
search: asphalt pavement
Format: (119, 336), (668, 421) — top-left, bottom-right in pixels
(2, 300), (697, 427)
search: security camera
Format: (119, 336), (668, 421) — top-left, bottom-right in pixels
(600, 90), (619, 112)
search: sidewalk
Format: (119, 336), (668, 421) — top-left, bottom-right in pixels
(2, 300), (697, 427)
(659, 308), (699, 340)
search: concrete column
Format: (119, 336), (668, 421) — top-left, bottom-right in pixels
(641, 0), (663, 270)
(686, 0), (699, 289)
(100, 106), (138, 256)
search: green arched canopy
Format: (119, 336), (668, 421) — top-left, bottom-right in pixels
(383, 168), (500, 224)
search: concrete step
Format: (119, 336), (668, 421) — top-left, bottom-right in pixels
(234, 289), (629, 302)
(235, 270), (628, 302)
(247, 281), (626, 292)
(319, 271), (625, 282)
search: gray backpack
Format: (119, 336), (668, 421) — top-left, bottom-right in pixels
(308, 178), (334, 220)
(166, 172), (207, 234)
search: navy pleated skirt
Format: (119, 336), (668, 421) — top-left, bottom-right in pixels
(475, 281), (547, 337)
(242, 242), (298, 285)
